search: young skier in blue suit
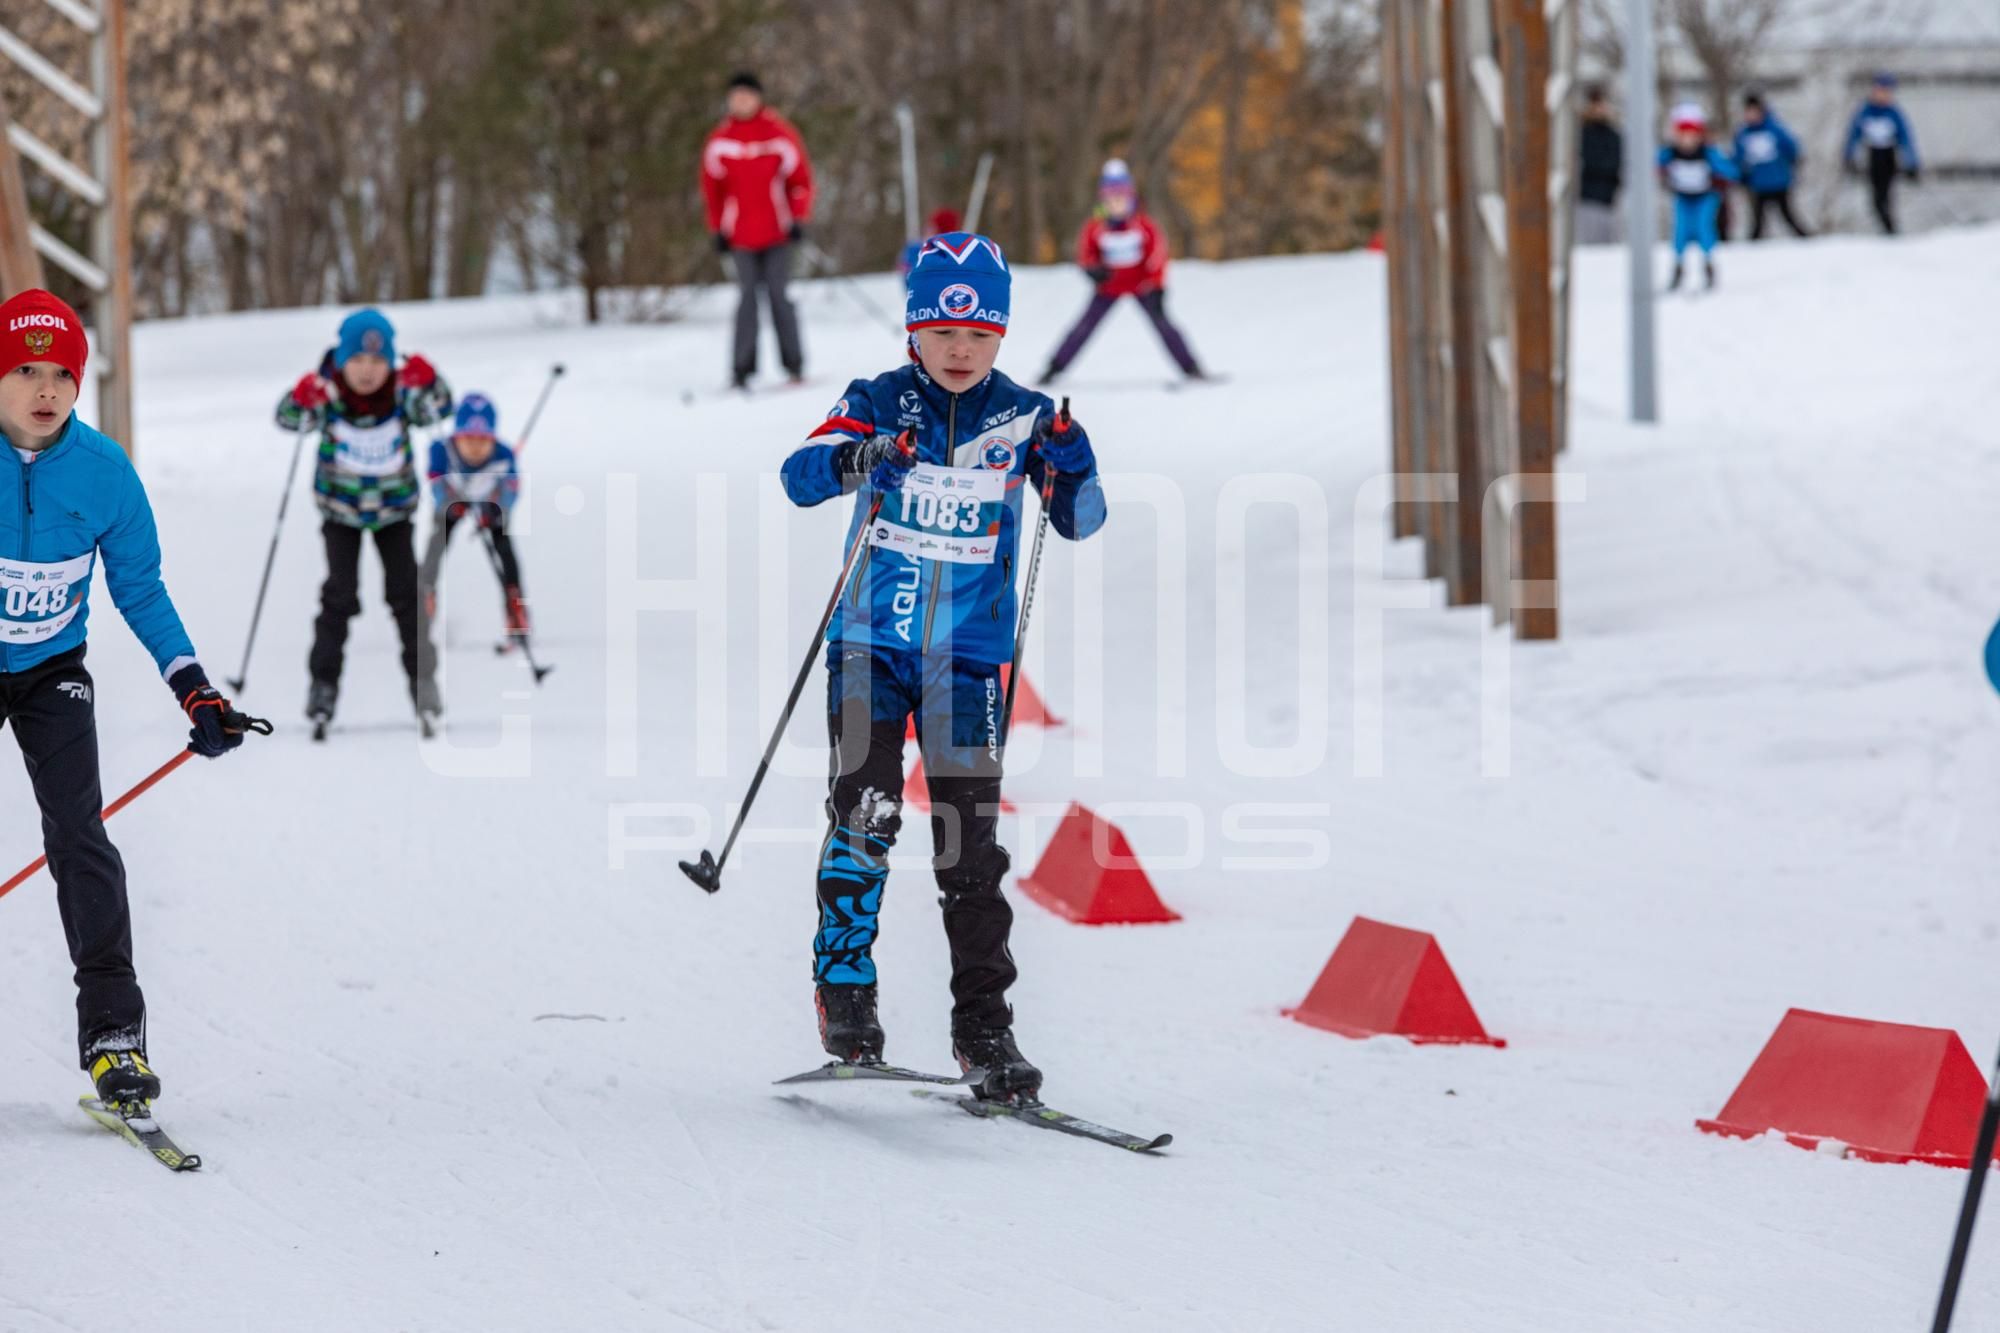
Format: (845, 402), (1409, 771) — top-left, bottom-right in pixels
(1659, 104), (1739, 290)
(780, 231), (1106, 1102)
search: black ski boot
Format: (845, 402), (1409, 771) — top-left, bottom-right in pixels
(816, 983), (884, 1064)
(306, 679), (337, 724)
(1667, 261), (1685, 292)
(953, 1019), (1042, 1103)
(89, 1049), (161, 1107)
(1704, 259), (1717, 290)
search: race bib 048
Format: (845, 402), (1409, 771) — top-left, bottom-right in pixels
(0, 551), (92, 644)
(868, 463), (1006, 564)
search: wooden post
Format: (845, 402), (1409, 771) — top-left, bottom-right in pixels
(1499, 0), (1558, 640)
(0, 98), (46, 294)
(94, 0), (134, 453)
(1382, 0), (1418, 538)
(1438, 0), (1485, 607)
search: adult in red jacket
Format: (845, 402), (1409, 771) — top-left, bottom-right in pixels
(701, 71), (815, 388)
(1041, 159), (1205, 384)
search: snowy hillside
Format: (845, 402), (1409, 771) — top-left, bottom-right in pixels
(3, 224), (1998, 1332)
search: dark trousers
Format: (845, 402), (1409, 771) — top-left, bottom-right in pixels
(420, 511), (523, 598)
(1868, 148), (1900, 234)
(815, 646), (1016, 1027)
(1749, 189), (1811, 239)
(310, 519), (429, 687)
(1046, 288), (1201, 377)
(731, 243), (803, 383)
(2, 647), (142, 1066)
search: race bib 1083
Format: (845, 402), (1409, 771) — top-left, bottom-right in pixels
(868, 463), (1006, 565)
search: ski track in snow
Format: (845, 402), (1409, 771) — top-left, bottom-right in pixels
(0, 227), (1996, 1330)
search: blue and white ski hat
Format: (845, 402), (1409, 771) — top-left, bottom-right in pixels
(1099, 157), (1134, 191)
(905, 231), (1010, 334)
(453, 392), (498, 436)
(334, 307), (395, 369)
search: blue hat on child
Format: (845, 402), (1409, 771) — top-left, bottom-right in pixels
(905, 231), (1011, 334)
(334, 307), (396, 369)
(454, 392), (498, 436)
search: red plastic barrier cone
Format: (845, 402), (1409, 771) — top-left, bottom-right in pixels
(1696, 1008), (2000, 1167)
(1283, 916), (1505, 1047)
(1015, 801), (1180, 925)
(903, 755), (1015, 815)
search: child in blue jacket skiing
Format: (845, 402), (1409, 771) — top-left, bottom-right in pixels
(779, 231), (1106, 1101)
(0, 289), (254, 1113)
(420, 393), (529, 648)
(1659, 104), (1739, 290)
(1844, 73), (1920, 235)
(1734, 92), (1809, 239)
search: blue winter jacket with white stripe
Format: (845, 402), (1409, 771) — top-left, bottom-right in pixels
(0, 413), (197, 680)
(780, 361), (1106, 666)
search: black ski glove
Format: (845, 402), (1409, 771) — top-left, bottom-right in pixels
(838, 431), (917, 492)
(713, 232), (731, 255)
(789, 222), (805, 244)
(169, 665), (265, 758)
(1084, 265), (1111, 286)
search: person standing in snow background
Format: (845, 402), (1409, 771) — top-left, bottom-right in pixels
(1041, 159), (1207, 386)
(274, 308), (454, 732)
(701, 71), (815, 391)
(1844, 72), (1922, 235)
(1576, 85), (1623, 246)
(779, 231), (1105, 1102)
(0, 290), (259, 1115)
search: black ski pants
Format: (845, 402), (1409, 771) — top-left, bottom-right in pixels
(1749, 190), (1811, 239)
(1, 646), (144, 1066)
(310, 518), (429, 687)
(1868, 147), (1900, 234)
(813, 646), (1016, 1028)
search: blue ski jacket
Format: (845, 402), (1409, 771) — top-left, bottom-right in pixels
(1845, 104), (1919, 169)
(1733, 116), (1801, 192)
(781, 362), (1106, 666)
(0, 413), (197, 681)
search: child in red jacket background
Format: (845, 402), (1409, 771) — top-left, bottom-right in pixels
(1041, 159), (1206, 385)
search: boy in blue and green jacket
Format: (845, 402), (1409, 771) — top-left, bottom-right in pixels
(275, 308), (453, 726)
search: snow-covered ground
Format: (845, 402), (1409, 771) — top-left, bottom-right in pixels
(2, 224), (1997, 1332)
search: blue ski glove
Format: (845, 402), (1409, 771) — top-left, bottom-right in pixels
(1038, 412), (1094, 474)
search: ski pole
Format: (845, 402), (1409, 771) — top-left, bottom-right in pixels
(680, 435), (912, 894)
(799, 241), (904, 336)
(0, 710), (273, 902)
(1002, 397), (1068, 737)
(513, 363), (565, 456)
(478, 524), (552, 685)
(1932, 1034), (2000, 1332)
(225, 426), (311, 694)
(964, 151), (996, 234)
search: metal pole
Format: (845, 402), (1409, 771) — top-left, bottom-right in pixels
(965, 151), (996, 234)
(895, 102), (920, 242)
(1624, 0), (1658, 422)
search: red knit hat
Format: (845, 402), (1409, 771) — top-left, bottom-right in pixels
(0, 289), (88, 383)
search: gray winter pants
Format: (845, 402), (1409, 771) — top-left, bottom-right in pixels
(731, 243), (803, 383)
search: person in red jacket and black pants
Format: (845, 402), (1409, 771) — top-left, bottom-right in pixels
(1041, 158), (1205, 385)
(701, 71), (815, 389)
